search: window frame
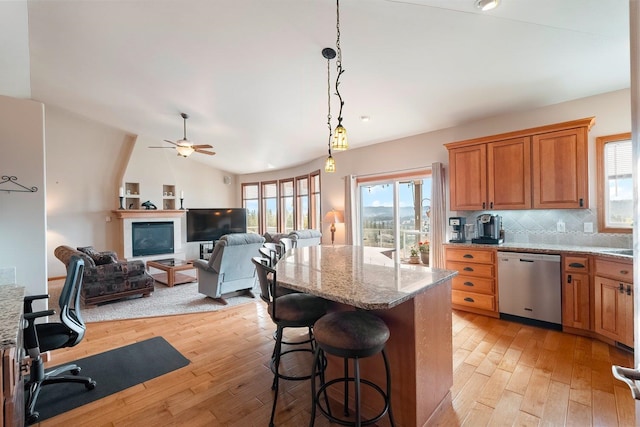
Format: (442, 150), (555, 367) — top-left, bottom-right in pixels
(241, 170), (321, 235)
(596, 132), (632, 234)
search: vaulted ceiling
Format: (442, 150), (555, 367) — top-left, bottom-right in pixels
(1, 0), (630, 174)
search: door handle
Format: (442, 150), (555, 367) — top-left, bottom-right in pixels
(627, 285), (632, 296)
(619, 283), (625, 293)
(567, 274), (572, 284)
(613, 365), (640, 400)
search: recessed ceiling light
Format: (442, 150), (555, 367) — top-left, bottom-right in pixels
(360, 116), (370, 122)
(475, 0), (500, 11)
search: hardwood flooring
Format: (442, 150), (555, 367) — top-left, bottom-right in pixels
(35, 302), (635, 427)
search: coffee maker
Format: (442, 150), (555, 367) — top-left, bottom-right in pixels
(471, 214), (503, 244)
(448, 217), (466, 243)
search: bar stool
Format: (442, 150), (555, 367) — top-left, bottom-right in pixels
(252, 257), (328, 427)
(309, 310), (395, 427)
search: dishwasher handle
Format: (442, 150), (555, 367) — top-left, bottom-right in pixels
(519, 259), (534, 263)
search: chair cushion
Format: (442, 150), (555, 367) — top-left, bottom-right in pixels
(270, 293), (327, 325)
(313, 311), (390, 357)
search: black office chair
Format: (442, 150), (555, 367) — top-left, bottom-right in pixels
(252, 257), (328, 427)
(23, 255), (96, 425)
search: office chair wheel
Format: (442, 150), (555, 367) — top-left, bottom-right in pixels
(71, 367), (81, 375)
(86, 380), (97, 390)
(27, 412), (39, 425)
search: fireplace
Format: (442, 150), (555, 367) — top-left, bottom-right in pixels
(132, 221), (174, 257)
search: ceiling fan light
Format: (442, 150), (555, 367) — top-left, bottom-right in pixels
(325, 155), (336, 173)
(176, 145), (195, 157)
(332, 125), (348, 151)
(475, 0), (500, 11)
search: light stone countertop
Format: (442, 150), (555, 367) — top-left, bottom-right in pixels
(0, 285), (25, 349)
(444, 242), (633, 261)
(275, 245), (457, 310)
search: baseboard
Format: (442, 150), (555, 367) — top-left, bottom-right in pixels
(48, 276), (65, 281)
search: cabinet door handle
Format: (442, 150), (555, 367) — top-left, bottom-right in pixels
(463, 281), (474, 287)
(463, 254), (474, 259)
(464, 297), (475, 303)
(568, 262), (585, 268)
(490, 202), (494, 209)
(567, 274), (572, 284)
(482, 202), (486, 209)
(627, 285), (632, 296)
(579, 198), (584, 207)
(463, 267), (474, 272)
(619, 283), (625, 293)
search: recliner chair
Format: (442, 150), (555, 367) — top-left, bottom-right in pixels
(23, 255), (96, 425)
(193, 233), (266, 304)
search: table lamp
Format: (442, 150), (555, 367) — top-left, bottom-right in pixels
(323, 209), (344, 245)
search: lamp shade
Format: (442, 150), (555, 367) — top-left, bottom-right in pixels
(325, 155), (336, 173)
(176, 143), (195, 157)
(332, 125), (348, 151)
(323, 209), (344, 224)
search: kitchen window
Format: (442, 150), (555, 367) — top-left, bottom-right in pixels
(596, 132), (632, 233)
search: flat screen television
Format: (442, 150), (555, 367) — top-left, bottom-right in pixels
(186, 208), (248, 242)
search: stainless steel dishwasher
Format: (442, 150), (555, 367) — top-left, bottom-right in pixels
(497, 251), (562, 326)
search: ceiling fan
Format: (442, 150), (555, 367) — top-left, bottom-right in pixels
(149, 113), (216, 157)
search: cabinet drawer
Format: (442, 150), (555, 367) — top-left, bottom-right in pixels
(452, 290), (495, 311)
(452, 276), (494, 295)
(595, 259), (633, 282)
(446, 248), (494, 264)
(446, 261), (494, 278)
(563, 256), (590, 272)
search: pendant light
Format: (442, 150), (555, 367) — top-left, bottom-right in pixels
(323, 47), (337, 173)
(331, 0), (348, 151)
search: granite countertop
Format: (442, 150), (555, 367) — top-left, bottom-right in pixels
(444, 242), (633, 261)
(275, 245), (457, 310)
(0, 286), (25, 349)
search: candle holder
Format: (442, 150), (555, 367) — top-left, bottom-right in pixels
(119, 196), (125, 210)
(180, 198), (185, 210)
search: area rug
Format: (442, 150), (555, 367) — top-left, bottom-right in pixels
(32, 336), (189, 423)
(48, 280), (260, 322)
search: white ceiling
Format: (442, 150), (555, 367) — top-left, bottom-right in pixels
(1, 0), (630, 174)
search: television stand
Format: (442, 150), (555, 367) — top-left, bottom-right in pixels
(199, 242), (214, 260)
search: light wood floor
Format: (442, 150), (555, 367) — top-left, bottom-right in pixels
(35, 302), (635, 427)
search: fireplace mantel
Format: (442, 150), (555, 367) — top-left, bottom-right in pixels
(111, 210), (186, 219)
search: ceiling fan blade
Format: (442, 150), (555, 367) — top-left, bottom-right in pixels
(164, 139), (180, 147)
(192, 144), (213, 149)
(148, 146), (174, 149)
(194, 149), (216, 156)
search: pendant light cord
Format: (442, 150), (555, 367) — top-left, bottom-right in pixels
(335, 0), (345, 127)
(327, 56), (333, 156)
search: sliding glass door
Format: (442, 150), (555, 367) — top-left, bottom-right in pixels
(359, 175), (431, 260)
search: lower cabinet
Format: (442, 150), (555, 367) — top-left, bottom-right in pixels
(594, 258), (634, 349)
(561, 255), (591, 331)
(446, 247), (498, 317)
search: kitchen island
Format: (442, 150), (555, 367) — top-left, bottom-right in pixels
(275, 245), (458, 427)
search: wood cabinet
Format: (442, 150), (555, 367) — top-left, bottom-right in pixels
(594, 257), (634, 348)
(446, 246), (498, 317)
(532, 127), (588, 209)
(445, 117), (594, 211)
(561, 255), (591, 331)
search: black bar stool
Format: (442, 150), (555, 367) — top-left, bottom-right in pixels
(252, 257), (328, 427)
(309, 310), (395, 427)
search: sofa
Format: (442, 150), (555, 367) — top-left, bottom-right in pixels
(289, 229), (322, 247)
(193, 233), (266, 304)
(54, 245), (154, 306)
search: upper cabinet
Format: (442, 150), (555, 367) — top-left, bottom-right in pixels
(532, 127), (588, 209)
(445, 117), (594, 211)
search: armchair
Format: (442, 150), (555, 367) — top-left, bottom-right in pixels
(193, 233), (266, 304)
(54, 245), (154, 306)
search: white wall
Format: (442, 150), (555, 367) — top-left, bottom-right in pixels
(240, 89), (632, 246)
(0, 95), (47, 302)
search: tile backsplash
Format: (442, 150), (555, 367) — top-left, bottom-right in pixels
(462, 209), (632, 248)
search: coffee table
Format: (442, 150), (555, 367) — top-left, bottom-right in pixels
(146, 258), (197, 287)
